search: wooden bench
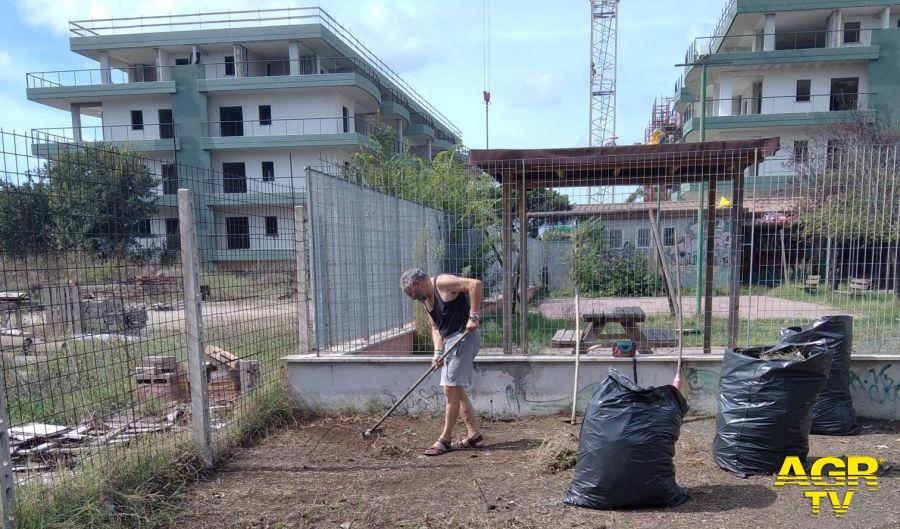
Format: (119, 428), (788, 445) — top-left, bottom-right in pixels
(802, 275), (822, 292)
(551, 306), (678, 354)
(836, 278), (871, 297)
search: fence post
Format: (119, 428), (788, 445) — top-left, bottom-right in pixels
(178, 188), (213, 467)
(0, 367), (17, 529)
(294, 204), (313, 354)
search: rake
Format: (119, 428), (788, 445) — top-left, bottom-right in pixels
(361, 330), (471, 440)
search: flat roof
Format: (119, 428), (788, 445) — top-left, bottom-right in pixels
(469, 138), (780, 188)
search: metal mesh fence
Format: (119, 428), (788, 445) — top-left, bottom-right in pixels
(1, 125), (900, 524)
(304, 142), (900, 358)
(0, 130), (305, 525)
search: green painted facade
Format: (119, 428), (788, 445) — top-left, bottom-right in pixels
(683, 109), (877, 140)
(171, 64), (215, 261)
(869, 29), (900, 120)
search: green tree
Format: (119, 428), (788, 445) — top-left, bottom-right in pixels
(39, 145), (159, 258)
(0, 175), (53, 256)
(571, 218), (663, 297)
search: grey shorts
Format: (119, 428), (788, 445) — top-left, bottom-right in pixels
(440, 330), (482, 387)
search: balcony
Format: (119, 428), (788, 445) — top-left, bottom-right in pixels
(682, 92), (875, 139)
(67, 7), (461, 138)
(26, 66), (176, 110)
(197, 57), (382, 104)
(200, 116), (375, 150)
(30, 124), (180, 155)
(681, 28), (880, 90)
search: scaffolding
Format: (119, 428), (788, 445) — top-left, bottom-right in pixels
(644, 96), (683, 145)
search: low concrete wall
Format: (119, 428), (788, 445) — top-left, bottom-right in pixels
(283, 354), (900, 420)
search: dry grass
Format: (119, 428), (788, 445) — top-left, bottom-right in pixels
(535, 431), (579, 473)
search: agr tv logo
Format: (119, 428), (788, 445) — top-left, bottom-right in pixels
(775, 456), (881, 516)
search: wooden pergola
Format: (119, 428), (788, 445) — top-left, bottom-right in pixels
(469, 138), (780, 355)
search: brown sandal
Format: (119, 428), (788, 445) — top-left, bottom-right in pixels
(451, 433), (483, 450)
(424, 438), (453, 456)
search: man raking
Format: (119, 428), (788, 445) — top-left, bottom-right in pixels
(400, 269), (483, 456)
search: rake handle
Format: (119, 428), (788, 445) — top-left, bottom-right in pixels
(364, 331), (470, 435)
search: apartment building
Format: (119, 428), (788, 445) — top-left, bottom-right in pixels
(666, 0), (900, 199)
(25, 8), (461, 263)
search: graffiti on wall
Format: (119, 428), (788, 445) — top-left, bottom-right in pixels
(849, 364), (899, 404)
(505, 382), (600, 415)
(663, 218), (733, 267)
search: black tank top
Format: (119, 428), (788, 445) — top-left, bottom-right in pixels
(428, 275), (470, 339)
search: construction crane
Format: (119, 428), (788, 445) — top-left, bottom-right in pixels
(589, 0), (618, 147)
(588, 0), (618, 204)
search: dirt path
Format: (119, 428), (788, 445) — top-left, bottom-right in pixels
(173, 415), (899, 529)
(539, 295), (845, 320)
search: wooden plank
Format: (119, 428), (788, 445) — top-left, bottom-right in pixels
(178, 189), (213, 468)
(647, 209), (678, 317)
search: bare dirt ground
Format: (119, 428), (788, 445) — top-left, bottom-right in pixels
(539, 295), (846, 321)
(173, 415), (899, 529)
(147, 300), (297, 331)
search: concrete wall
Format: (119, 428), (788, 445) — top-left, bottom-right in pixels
(210, 148), (352, 192)
(539, 215), (735, 291)
(101, 95), (173, 140)
(283, 354), (900, 421)
(214, 205), (295, 251)
(206, 91), (357, 134)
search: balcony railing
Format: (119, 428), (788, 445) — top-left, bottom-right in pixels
(685, 28), (875, 64)
(26, 66), (175, 88)
(203, 116), (374, 138)
(31, 123), (178, 143)
(203, 56), (381, 88)
(683, 92), (872, 120)
(68, 7), (461, 136)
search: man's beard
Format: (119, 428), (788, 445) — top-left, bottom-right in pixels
(416, 293), (427, 302)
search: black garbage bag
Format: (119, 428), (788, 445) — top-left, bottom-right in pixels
(713, 343), (833, 477)
(779, 315), (859, 435)
(563, 368), (688, 509)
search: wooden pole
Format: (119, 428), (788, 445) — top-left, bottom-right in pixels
(502, 177), (514, 354)
(569, 287), (581, 423)
(703, 180), (717, 354)
(728, 155), (748, 348)
(178, 189), (213, 467)
(518, 168), (528, 354)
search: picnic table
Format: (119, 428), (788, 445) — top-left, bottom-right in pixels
(0, 291), (29, 330)
(551, 306), (678, 355)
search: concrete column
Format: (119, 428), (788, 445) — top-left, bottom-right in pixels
(99, 51), (111, 84)
(881, 6), (891, 29)
(831, 11), (843, 47)
(762, 13), (776, 51)
(70, 103), (83, 142)
(289, 41), (301, 75)
(396, 119), (404, 148)
(426, 138), (433, 160)
(718, 76), (733, 116)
